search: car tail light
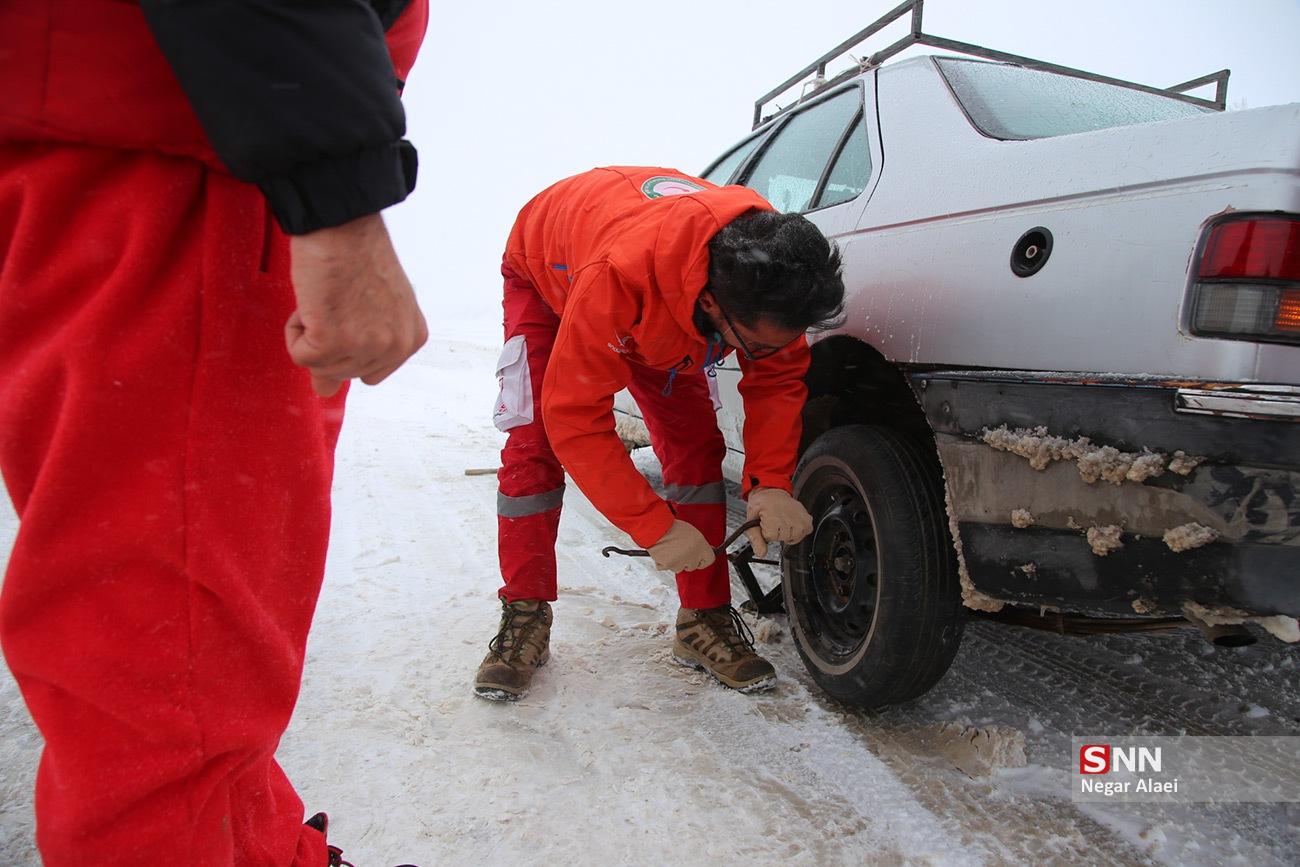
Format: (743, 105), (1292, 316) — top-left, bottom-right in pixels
(1277, 289), (1300, 333)
(1189, 214), (1300, 345)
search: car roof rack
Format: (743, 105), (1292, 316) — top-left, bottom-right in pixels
(753, 0), (1230, 128)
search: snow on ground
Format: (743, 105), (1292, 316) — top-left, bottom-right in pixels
(2, 324), (1298, 866)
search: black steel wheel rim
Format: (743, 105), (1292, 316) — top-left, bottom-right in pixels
(788, 470), (880, 667)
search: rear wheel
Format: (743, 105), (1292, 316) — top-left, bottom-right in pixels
(784, 424), (964, 708)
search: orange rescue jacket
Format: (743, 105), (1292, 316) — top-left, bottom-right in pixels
(504, 166), (812, 548)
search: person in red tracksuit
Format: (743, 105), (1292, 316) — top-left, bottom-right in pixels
(0, 1), (428, 864)
(474, 167), (845, 701)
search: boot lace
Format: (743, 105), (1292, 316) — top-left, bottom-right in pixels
(487, 601), (545, 661)
(699, 605), (758, 657)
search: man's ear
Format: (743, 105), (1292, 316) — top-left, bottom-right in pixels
(696, 290), (720, 316)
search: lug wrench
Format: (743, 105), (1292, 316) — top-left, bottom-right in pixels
(601, 518), (785, 614)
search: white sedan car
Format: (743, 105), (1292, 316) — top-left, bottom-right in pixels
(620, 14), (1299, 708)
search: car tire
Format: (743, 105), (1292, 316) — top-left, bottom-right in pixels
(784, 424), (964, 708)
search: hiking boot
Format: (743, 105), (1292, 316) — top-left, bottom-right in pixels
(474, 598), (552, 701)
(672, 605), (777, 693)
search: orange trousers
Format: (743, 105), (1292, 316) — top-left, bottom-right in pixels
(0, 143), (341, 865)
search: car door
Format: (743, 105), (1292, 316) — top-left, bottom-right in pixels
(710, 81), (882, 461)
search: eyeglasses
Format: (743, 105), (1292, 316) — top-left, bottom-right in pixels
(713, 296), (796, 361)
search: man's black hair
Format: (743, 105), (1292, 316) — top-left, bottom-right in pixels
(705, 209), (846, 333)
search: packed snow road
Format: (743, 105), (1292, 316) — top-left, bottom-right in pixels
(1, 326), (1296, 866)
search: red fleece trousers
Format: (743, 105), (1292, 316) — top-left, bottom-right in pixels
(0, 143), (340, 866)
(495, 264), (730, 609)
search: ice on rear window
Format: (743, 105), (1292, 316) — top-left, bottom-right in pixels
(935, 57), (1210, 141)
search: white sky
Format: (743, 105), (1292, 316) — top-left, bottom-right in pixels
(386, 0), (1300, 324)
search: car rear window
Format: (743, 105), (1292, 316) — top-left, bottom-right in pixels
(935, 57), (1211, 141)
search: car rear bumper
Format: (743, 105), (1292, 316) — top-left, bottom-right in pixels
(912, 372), (1300, 618)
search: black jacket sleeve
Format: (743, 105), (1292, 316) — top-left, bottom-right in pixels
(140, 0), (418, 235)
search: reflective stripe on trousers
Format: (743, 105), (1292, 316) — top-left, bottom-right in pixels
(497, 485), (565, 518)
(662, 481), (726, 506)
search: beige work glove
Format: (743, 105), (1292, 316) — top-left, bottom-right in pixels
(745, 488), (814, 558)
(647, 520), (717, 573)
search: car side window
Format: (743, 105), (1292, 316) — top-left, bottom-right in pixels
(740, 89), (861, 213)
(701, 134), (764, 186)
(815, 115), (871, 209)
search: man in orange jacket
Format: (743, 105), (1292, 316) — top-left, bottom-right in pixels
(475, 167), (844, 700)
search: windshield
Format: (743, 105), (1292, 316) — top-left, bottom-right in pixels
(935, 57), (1211, 141)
